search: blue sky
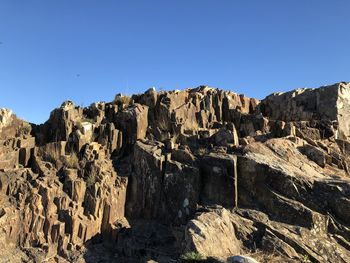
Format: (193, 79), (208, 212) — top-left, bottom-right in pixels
(0, 1), (349, 124)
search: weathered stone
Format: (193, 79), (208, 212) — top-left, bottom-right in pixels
(212, 127), (239, 147)
(0, 108), (13, 129)
(298, 144), (329, 168)
(200, 153), (237, 207)
(161, 159), (200, 224)
(261, 82), (350, 139)
(115, 104), (148, 151)
(125, 140), (165, 219)
(2, 83), (350, 262)
(44, 101), (83, 142)
(185, 209), (240, 258)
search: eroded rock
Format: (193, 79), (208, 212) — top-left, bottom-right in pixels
(1, 83), (350, 262)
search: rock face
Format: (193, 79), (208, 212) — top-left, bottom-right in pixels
(185, 209), (240, 258)
(1, 83), (350, 262)
(261, 82), (350, 139)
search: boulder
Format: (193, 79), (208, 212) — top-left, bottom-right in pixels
(185, 209), (241, 258)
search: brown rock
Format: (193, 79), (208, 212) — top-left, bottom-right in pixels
(185, 209), (241, 258)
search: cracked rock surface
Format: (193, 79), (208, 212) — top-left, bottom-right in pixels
(1, 83), (350, 262)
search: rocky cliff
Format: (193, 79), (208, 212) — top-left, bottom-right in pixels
(1, 83), (350, 263)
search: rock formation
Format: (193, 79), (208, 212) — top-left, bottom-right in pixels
(1, 83), (350, 262)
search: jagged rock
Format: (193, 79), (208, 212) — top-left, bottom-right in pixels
(0, 108), (13, 129)
(212, 127), (239, 147)
(261, 82), (350, 139)
(43, 101), (84, 143)
(96, 122), (122, 154)
(0, 111), (34, 170)
(125, 140), (165, 219)
(1, 83), (350, 262)
(0, 142), (127, 259)
(115, 103), (148, 151)
(89, 102), (106, 125)
(114, 93), (132, 110)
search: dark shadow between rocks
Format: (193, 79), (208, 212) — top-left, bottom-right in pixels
(82, 220), (183, 263)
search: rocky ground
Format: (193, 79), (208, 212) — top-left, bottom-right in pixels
(1, 82), (350, 262)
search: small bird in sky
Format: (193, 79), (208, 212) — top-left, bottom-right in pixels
(76, 74), (80, 77)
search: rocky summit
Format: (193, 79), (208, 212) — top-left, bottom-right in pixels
(1, 82), (350, 263)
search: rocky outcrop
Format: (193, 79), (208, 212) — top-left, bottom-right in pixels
(261, 82), (350, 140)
(0, 110), (34, 170)
(0, 143), (128, 261)
(1, 82), (350, 262)
(0, 108), (13, 129)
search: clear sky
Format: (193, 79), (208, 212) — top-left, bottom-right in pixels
(1, 1), (349, 124)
